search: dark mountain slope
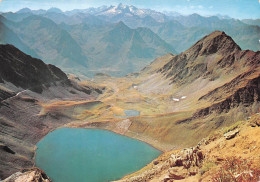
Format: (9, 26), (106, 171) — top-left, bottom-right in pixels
(0, 44), (68, 93)
(0, 45), (103, 179)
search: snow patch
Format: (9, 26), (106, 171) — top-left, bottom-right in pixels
(173, 98), (180, 102)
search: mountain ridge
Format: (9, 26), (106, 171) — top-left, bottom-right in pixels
(106, 30), (260, 151)
(1, 5), (259, 78)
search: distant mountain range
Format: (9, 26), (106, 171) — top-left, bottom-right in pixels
(1, 4), (259, 77)
(0, 15), (39, 58)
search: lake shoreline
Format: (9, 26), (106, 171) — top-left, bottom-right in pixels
(35, 128), (162, 182)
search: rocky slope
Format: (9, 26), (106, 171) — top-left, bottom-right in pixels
(3, 168), (51, 182)
(0, 44), (103, 179)
(117, 114), (260, 182)
(127, 31), (259, 148)
(0, 44), (68, 94)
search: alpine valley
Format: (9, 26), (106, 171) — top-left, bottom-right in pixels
(0, 3), (260, 182)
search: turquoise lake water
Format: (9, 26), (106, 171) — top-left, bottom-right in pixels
(36, 128), (161, 182)
(115, 110), (140, 118)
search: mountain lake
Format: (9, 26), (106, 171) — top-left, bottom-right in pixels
(36, 128), (161, 182)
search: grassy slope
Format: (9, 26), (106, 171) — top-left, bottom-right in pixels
(118, 114), (260, 182)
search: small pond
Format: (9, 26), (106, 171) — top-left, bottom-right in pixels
(115, 110), (140, 118)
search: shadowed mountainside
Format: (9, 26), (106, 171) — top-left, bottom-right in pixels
(0, 44), (68, 93)
(0, 44), (103, 179)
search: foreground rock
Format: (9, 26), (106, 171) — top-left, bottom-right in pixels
(3, 168), (51, 182)
(116, 145), (204, 182)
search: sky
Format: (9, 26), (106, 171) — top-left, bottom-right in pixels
(0, 0), (259, 19)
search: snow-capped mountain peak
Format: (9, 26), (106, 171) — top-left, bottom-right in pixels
(96, 4), (166, 22)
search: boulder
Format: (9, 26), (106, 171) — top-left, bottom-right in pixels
(3, 168), (51, 182)
(224, 129), (239, 140)
(168, 167), (186, 180)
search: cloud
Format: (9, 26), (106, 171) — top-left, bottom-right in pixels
(198, 5), (204, 9)
(189, 5), (204, 10)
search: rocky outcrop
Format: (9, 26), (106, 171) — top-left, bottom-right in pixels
(118, 146), (204, 182)
(0, 144), (16, 154)
(3, 168), (51, 182)
(169, 146), (203, 169)
(194, 75), (260, 117)
(166, 146), (203, 180)
(0, 88), (15, 103)
(224, 129), (239, 140)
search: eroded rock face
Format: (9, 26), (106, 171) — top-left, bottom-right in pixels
(167, 146), (203, 180)
(3, 168), (51, 182)
(118, 146), (204, 182)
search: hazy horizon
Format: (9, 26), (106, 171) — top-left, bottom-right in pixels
(0, 0), (259, 19)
